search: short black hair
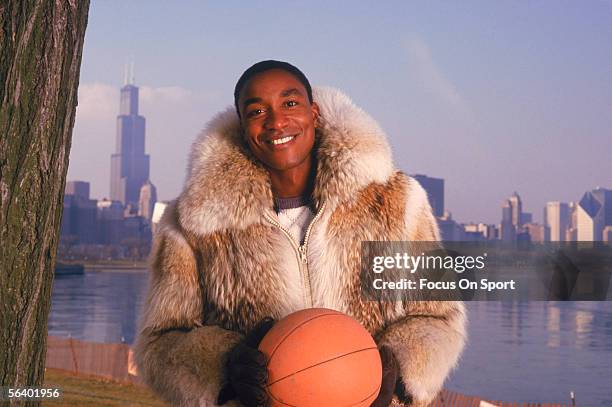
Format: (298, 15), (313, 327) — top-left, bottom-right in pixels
(234, 60), (313, 117)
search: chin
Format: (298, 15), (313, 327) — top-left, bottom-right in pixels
(263, 153), (302, 170)
(268, 162), (300, 171)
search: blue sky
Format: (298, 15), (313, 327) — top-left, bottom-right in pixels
(68, 1), (612, 224)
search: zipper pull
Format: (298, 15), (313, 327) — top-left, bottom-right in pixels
(298, 245), (308, 264)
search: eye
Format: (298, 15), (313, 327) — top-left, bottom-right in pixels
(246, 108), (264, 118)
(286, 100), (298, 107)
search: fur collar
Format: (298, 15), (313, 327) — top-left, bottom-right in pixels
(178, 87), (395, 236)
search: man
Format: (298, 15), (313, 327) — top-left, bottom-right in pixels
(135, 60), (466, 407)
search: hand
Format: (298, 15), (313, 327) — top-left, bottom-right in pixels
(370, 346), (398, 407)
(217, 318), (275, 406)
(395, 378), (413, 406)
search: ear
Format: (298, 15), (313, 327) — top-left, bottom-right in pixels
(311, 101), (320, 128)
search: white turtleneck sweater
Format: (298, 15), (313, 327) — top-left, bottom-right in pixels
(274, 196), (315, 245)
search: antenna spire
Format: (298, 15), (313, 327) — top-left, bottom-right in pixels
(130, 58), (135, 85)
(123, 56), (135, 85)
(123, 61), (129, 85)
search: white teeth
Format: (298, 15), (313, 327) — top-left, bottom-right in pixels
(270, 136), (294, 145)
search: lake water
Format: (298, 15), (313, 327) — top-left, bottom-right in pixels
(48, 270), (612, 406)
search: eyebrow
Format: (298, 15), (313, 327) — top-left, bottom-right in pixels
(242, 97), (262, 110)
(280, 88), (303, 97)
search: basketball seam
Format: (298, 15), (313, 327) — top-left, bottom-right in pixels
(267, 377), (379, 407)
(346, 386), (381, 407)
(267, 346), (378, 386)
(268, 391), (298, 407)
(266, 312), (342, 361)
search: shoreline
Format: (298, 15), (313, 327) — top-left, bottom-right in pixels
(83, 263), (149, 273)
(57, 260), (148, 272)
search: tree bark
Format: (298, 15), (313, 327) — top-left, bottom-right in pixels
(0, 0), (90, 404)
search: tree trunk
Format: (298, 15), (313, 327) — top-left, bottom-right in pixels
(0, 0), (90, 403)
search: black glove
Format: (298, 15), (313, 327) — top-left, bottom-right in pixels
(395, 378), (413, 406)
(217, 318), (275, 406)
(370, 346), (398, 407)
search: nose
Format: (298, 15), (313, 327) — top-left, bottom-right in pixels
(264, 108), (288, 131)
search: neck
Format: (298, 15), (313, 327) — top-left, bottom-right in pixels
(268, 155), (315, 198)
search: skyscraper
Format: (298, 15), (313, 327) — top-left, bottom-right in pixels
(96, 199), (124, 245)
(65, 180), (90, 200)
(523, 222), (548, 243)
(138, 180), (157, 223)
(509, 191), (523, 228)
(545, 201), (569, 241)
(500, 199), (515, 241)
(577, 187), (612, 241)
(566, 202), (578, 241)
(412, 174), (444, 217)
(520, 212), (532, 224)
(60, 181), (97, 244)
(437, 211), (464, 241)
(151, 201), (168, 235)
(110, 72), (150, 211)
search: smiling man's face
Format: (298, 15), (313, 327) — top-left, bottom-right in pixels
(238, 69), (319, 172)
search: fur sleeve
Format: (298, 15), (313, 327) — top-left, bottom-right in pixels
(377, 178), (467, 406)
(378, 301), (466, 406)
(403, 177), (440, 242)
(134, 202), (242, 407)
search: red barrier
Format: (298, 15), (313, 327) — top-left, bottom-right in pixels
(46, 336), (139, 384)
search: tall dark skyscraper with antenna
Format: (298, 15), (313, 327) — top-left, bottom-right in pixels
(110, 65), (150, 211)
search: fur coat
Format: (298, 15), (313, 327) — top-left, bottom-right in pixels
(135, 87), (466, 407)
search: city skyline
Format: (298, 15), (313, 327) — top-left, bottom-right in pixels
(67, 75), (609, 226)
(66, 2), (612, 224)
(67, 161), (610, 241)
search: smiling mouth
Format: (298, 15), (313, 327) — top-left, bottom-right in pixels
(267, 135), (295, 146)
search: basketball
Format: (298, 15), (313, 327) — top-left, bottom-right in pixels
(258, 308), (382, 407)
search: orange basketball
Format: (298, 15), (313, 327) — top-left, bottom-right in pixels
(258, 308), (382, 407)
